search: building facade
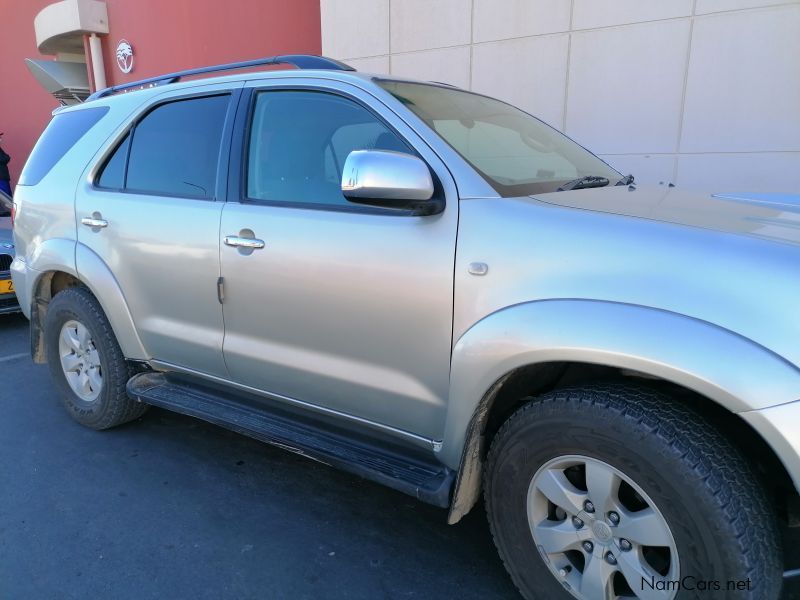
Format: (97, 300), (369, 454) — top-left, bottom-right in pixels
(1, 0), (797, 194)
(0, 0), (320, 187)
(321, 0), (800, 192)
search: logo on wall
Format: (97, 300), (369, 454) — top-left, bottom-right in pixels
(115, 40), (134, 74)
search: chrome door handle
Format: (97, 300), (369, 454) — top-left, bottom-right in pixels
(224, 235), (265, 249)
(81, 217), (108, 228)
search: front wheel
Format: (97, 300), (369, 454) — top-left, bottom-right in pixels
(484, 384), (782, 600)
(44, 287), (147, 429)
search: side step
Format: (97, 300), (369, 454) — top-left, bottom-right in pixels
(127, 372), (454, 507)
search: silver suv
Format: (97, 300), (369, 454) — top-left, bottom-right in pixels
(11, 55), (799, 600)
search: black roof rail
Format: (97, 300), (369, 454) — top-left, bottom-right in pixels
(86, 54), (355, 101)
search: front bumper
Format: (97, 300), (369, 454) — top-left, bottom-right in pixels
(0, 293), (19, 314)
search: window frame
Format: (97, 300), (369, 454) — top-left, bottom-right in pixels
(92, 89), (241, 201)
(229, 85), (437, 216)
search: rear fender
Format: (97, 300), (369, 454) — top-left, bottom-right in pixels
(29, 242), (148, 362)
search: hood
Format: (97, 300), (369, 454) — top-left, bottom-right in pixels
(533, 186), (800, 247)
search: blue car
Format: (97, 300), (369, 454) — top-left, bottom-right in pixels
(0, 191), (18, 314)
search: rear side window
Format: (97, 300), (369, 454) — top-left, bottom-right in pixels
(96, 132), (129, 190)
(97, 94), (229, 199)
(18, 107), (109, 186)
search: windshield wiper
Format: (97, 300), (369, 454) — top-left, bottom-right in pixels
(557, 175), (610, 192)
(615, 174), (635, 186)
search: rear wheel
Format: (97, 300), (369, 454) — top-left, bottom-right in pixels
(44, 287), (147, 429)
(484, 384), (782, 600)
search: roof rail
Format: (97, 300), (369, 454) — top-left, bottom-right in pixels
(86, 54), (355, 101)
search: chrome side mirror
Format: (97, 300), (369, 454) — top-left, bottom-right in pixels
(341, 150), (441, 215)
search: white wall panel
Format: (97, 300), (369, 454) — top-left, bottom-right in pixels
(321, 0), (389, 59)
(472, 34), (569, 126)
(681, 5), (800, 153)
(473, 0), (571, 42)
(322, 1), (800, 193)
(572, 0), (692, 29)
(566, 20), (691, 154)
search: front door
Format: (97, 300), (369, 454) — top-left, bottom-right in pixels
(76, 86), (240, 377)
(219, 82), (458, 441)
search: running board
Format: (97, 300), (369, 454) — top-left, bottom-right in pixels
(127, 372), (454, 507)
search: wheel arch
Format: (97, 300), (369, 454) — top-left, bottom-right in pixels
(30, 245), (148, 363)
(444, 300), (800, 523)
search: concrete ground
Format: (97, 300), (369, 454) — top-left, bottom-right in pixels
(0, 312), (798, 599)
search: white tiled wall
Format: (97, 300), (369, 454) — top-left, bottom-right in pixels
(321, 0), (800, 193)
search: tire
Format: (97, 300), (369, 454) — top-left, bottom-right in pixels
(484, 384), (782, 600)
(44, 287), (147, 430)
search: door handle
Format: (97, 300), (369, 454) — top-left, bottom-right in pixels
(224, 235), (265, 249)
(81, 217), (108, 228)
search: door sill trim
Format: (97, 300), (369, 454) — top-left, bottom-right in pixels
(148, 360), (438, 451)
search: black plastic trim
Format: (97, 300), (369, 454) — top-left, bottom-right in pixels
(127, 372), (454, 508)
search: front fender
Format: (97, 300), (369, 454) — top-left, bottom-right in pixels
(442, 299), (800, 522)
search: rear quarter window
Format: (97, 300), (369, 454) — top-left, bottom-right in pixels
(18, 107), (109, 186)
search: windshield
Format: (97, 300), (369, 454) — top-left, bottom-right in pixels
(377, 80), (622, 196)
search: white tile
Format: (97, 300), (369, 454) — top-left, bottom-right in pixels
(473, 0), (571, 42)
(696, 0), (799, 15)
(321, 0), (389, 59)
(680, 6), (800, 153)
(676, 152), (800, 193)
(391, 46), (472, 88)
(390, 0), (471, 53)
(599, 154), (678, 185)
(343, 55), (391, 74)
(566, 20), (691, 154)
(572, 0), (692, 29)
(471, 35), (569, 127)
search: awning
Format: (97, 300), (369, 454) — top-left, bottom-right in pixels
(25, 58), (90, 105)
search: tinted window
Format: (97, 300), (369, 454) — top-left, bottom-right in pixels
(96, 132), (130, 190)
(126, 95), (229, 198)
(18, 107), (109, 186)
(247, 91), (411, 207)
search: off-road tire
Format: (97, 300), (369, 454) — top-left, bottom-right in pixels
(44, 287), (147, 429)
(484, 384), (782, 599)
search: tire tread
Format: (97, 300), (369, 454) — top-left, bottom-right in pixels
(484, 383), (782, 599)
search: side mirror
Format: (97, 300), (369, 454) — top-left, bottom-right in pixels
(341, 150), (441, 215)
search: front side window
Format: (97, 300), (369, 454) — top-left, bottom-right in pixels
(246, 90), (411, 208)
(377, 80), (622, 197)
(104, 94), (229, 198)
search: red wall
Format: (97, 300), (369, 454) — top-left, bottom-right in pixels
(0, 0), (62, 187)
(100, 0), (321, 87)
(0, 0), (321, 187)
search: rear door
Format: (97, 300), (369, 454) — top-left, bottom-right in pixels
(76, 83), (242, 377)
(218, 80), (459, 441)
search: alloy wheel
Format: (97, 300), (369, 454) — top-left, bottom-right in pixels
(58, 319), (103, 402)
(527, 455), (679, 599)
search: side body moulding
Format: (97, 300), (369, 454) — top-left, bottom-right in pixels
(442, 299), (800, 523)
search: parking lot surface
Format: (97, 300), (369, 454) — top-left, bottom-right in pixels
(0, 314), (517, 599)
(1, 312), (799, 599)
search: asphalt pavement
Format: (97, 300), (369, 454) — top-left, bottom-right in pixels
(1, 312), (799, 599)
